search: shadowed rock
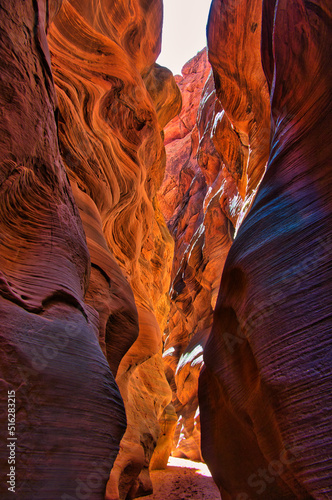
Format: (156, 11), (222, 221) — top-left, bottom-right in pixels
(199, 0), (332, 498)
(0, 1), (126, 498)
(160, 34), (269, 460)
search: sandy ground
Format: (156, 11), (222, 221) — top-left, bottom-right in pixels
(137, 457), (221, 500)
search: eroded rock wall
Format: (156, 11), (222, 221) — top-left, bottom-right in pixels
(159, 49), (208, 461)
(199, 0), (332, 498)
(0, 1), (126, 498)
(160, 13), (270, 458)
(48, 1), (181, 498)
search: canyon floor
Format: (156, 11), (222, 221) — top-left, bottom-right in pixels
(138, 457), (221, 500)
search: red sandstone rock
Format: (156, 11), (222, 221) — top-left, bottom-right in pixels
(199, 0), (332, 498)
(159, 50), (245, 461)
(48, 1), (181, 498)
(207, 0), (271, 216)
(0, 1), (126, 498)
(71, 183), (139, 377)
(159, 48), (211, 223)
(160, 31), (271, 461)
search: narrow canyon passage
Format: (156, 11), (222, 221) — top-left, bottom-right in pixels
(0, 0), (331, 499)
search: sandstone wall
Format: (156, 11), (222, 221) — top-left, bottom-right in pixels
(160, 12), (270, 457)
(48, 1), (181, 498)
(199, 0), (332, 498)
(0, 1), (126, 499)
(0, 0), (181, 499)
(159, 49), (211, 460)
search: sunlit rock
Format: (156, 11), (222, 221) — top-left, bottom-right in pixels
(48, 0), (181, 498)
(159, 47), (261, 462)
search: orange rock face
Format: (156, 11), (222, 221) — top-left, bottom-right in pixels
(48, 1), (181, 498)
(159, 49), (211, 461)
(207, 0), (271, 209)
(159, 49), (211, 224)
(199, 0), (332, 498)
(159, 44), (268, 461)
(1, 0), (180, 498)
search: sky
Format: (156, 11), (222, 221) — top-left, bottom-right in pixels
(156, 0), (212, 76)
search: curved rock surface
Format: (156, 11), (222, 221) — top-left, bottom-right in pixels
(159, 49), (212, 461)
(159, 49), (249, 461)
(0, 1), (126, 499)
(207, 0), (271, 209)
(160, 23), (271, 459)
(159, 48), (211, 224)
(199, 0), (332, 498)
(48, 1), (181, 498)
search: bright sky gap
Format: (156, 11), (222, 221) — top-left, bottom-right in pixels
(157, 0), (212, 75)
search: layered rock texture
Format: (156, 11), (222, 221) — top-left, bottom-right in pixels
(160, 32), (270, 458)
(48, 1), (181, 498)
(0, 0), (181, 499)
(160, 49), (217, 461)
(2, 0), (330, 499)
(199, 0), (332, 498)
(0, 1), (125, 499)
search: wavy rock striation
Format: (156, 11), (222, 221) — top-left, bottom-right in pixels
(159, 49), (219, 461)
(199, 0), (332, 498)
(160, 16), (271, 459)
(159, 49), (238, 461)
(0, 1), (126, 499)
(207, 0), (271, 212)
(48, 1), (181, 498)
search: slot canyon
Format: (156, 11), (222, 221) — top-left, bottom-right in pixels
(0, 0), (331, 499)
